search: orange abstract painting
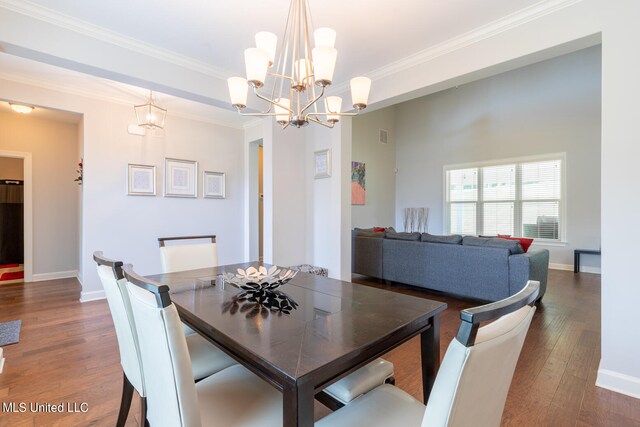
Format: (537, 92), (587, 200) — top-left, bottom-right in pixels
(351, 162), (365, 205)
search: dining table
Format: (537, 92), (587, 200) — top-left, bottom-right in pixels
(147, 262), (447, 427)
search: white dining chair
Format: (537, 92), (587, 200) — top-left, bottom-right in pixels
(122, 264), (283, 427)
(94, 252), (237, 427)
(316, 280), (540, 427)
(158, 235), (218, 273)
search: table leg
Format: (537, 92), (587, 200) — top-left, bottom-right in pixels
(283, 380), (314, 427)
(420, 315), (441, 404)
(574, 251), (579, 273)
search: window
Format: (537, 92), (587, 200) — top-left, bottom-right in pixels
(445, 156), (563, 241)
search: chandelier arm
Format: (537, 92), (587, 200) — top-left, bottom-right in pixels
(307, 111), (358, 117)
(267, 72), (295, 82)
(253, 87), (294, 113)
(307, 116), (334, 128)
(236, 112), (279, 117)
(298, 85), (325, 116)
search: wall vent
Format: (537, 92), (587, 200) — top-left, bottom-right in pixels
(379, 129), (388, 144)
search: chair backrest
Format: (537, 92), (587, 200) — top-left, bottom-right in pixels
(158, 235), (218, 273)
(422, 281), (540, 427)
(93, 251), (145, 397)
(122, 265), (202, 427)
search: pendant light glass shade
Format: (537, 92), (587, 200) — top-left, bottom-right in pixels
(350, 77), (372, 109)
(227, 77), (248, 109)
(325, 96), (342, 123)
(255, 32), (278, 66)
(314, 27), (336, 48)
(134, 91), (167, 129)
(312, 47), (337, 86)
(245, 48), (270, 87)
(274, 98), (291, 125)
(294, 59), (311, 84)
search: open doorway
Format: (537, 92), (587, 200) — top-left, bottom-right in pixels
(0, 157), (24, 284)
(248, 139), (264, 262)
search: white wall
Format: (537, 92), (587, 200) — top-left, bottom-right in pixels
(0, 111), (80, 277)
(305, 119), (353, 280)
(351, 108), (397, 229)
(0, 78), (246, 300)
(392, 46), (601, 270)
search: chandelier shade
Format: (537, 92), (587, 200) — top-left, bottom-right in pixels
(134, 91), (166, 129)
(227, 0), (372, 128)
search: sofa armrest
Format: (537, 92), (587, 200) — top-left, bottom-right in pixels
(508, 249), (549, 300)
(352, 236), (384, 279)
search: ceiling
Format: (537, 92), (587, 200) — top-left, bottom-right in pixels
(1, 0), (553, 125)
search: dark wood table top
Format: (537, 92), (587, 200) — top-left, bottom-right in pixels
(148, 262), (447, 387)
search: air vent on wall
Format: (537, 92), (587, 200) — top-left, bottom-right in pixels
(379, 129), (388, 144)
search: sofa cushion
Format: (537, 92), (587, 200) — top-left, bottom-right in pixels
(421, 233), (463, 245)
(498, 235), (534, 253)
(386, 231), (421, 241)
(463, 236), (524, 254)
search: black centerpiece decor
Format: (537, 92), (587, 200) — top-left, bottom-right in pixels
(222, 266), (299, 316)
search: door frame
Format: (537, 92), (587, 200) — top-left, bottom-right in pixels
(0, 150), (33, 282)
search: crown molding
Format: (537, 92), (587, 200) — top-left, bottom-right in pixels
(330, 0), (584, 95)
(0, 0), (232, 80)
(0, 71), (246, 129)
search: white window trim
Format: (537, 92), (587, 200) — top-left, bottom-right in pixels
(442, 153), (567, 242)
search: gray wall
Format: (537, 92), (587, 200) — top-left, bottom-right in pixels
(354, 46), (602, 271)
(351, 108), (397, 228)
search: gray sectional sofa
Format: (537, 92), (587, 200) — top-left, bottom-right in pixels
(352, 229), (549, 302)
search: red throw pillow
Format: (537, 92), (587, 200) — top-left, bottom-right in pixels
(498, 235), (533, 253)
(373, 227), (386, 233)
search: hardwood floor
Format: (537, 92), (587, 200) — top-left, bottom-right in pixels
(0, 270), (638, 426)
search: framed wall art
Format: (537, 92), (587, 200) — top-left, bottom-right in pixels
(314, 149), (331, 179)
(164, 158), (197, 198)
(203, 171), (225, 198)
(127, 164), (156, 196)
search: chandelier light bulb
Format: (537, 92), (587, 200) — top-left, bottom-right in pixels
(312, 47), (337, 86)
(244, 48), (270, 87)
(314, 27), (336, 48)
(350, 77), (372, 110)
(227, 77), (249, 109)
(255, 32), (278, 66)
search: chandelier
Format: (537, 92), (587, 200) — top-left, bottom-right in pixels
(134, 91), (167, 129)
(227, 0), (371, 129)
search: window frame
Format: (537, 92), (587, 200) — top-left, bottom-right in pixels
(443, 153), (567, 243)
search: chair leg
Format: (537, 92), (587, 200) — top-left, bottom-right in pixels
(116, 372), (134, 427)
(141, 396), (149, 427)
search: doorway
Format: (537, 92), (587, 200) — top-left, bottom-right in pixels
(248, 139), (264, 261)
(0, 157), (25, 284)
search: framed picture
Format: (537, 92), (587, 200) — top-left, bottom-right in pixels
(164, 158), (198, 198)
(352, 161), (366, 205)
(203, 171), (226, 199)
(314, 149), (331, 179)
(127, 164), (156, 196)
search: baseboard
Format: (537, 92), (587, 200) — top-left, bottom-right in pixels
(32, 270), (79, 282)
(80, 290), (106, 303)
(549, 263), (601, 274)
(596, 361), (640, 399)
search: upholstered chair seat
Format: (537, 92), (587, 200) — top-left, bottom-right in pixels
(317, 281), (540, 427)
(324, 358), (394, 405)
